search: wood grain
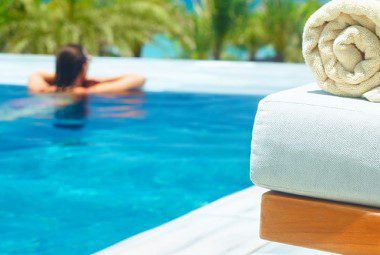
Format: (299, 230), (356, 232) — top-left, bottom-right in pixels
(260, 191), (380, 255)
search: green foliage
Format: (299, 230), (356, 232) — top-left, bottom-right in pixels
(178, 0), (250, 60)
(0, 0), (55, 53)
(234, 11), (265, 61)
(0, 0), (322, 62)
(49, 0), (106, 54)
(209, 0), (249, 59)
(176, 0), (321, 62)
(106, 0), (180, 57)
(253, 0), (321, 62)
(0, 0), (179, 56)
(177, 0), (213, 59)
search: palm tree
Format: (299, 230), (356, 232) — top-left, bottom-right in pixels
(234, 11), (266, 61)
(0, 0), (179, 57)
(0, 0), (107, 54)
(258, 0), (299, 62)
(256, 0), (320, 62)
(107, 0), (180, 57)
(0, 0), (321, 61)
(0, 0), (57, 54)
(209, 0), (250, 59)
(48, 0), (108, 54)
(177, 0), (213, 59)
(179, 0), (250, 60)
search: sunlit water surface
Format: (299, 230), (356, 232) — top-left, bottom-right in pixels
(0, 85), (262, 254)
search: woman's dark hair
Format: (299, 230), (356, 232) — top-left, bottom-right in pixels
(55, 44), (88, 89)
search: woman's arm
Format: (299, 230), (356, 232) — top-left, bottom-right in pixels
(28, 72), (146, 94)
(86, 74), (146, 94)
(28, 72), (57, 93)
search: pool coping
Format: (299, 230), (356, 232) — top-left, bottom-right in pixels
(94, 186), (333, 255)
(94, 186), (269, 255)
(0, 53), (314, 95)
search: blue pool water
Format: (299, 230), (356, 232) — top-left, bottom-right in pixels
(0, 85), (262, 255)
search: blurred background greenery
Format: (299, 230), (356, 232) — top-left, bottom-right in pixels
(0, 0), (321, 62)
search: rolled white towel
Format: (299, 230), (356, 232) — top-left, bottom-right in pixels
(303, 0), (380, 102)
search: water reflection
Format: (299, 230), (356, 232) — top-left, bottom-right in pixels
(0, 95), (72, 121)
(53, 95), (88, 129)
(91, 91), (145, 120)
(0, 91), (145, 128)
(54, 91), (145, 129)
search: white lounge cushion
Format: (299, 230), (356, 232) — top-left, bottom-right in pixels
(250, 84), (380, 208)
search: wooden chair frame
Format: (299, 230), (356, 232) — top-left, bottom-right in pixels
(260, 191), (380, 255)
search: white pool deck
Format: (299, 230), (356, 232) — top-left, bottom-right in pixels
(0, 54), (328, 255)
(94, 187), (334, 255)
(0, 53), (313, 95)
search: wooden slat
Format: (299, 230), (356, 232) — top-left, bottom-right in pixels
(260, 191), (380, 255)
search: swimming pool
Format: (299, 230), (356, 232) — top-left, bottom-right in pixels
(0, 85), (262, 254)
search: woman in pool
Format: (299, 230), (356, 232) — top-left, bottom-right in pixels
(28, 44), (146, 94)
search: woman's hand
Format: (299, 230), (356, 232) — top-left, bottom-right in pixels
(86, 74), (146, 94)
(28, 72), (57, 94)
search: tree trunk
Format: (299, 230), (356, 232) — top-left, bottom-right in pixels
(248, 48), (256, 61)
(273, 53), (284, 62)
(274, 45), (285, 62)
(132, 43), (143, 58)
(98, 42), (106, 56)
(213, 41), (222, 60)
